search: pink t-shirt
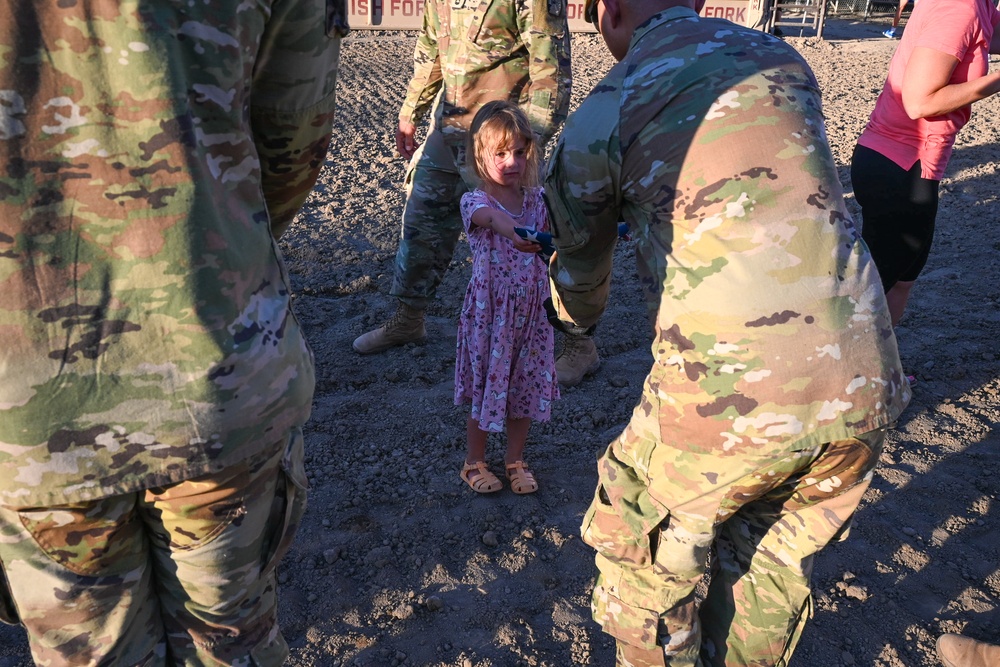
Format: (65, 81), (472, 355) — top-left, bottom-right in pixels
(858, 0), (1000, 179)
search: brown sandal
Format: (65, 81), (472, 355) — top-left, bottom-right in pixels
(505, 460), (538, 495)
(460, 461), (502, 493)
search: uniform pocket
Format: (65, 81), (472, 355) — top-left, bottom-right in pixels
(145, 463), (251, 552)
(790, 430), (882, 511)
(260, 428), (309, 574)
(583, 484), (668, 651)
(531, 0), (567, 36)
(542, 141), (609, 255)
(16, 496), (146, 577)
(581, 442), (678, 651)
(592, 582), (663, 651)
(467, 0), (515, 50)
(581, 437), (669, 566)
(582, 484), (663, 569)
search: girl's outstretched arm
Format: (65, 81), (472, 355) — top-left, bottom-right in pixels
(470, 207), (541, 253)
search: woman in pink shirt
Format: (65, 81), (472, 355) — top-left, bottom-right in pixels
(851, 0), (1000, 327)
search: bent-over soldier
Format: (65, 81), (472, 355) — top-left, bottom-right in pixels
(543, 0), (911, 664)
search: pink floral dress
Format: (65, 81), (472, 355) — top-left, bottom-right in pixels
(454, 187), (559, 432)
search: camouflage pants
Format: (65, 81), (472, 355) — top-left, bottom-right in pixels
(0, 428), (308, 667)
(390, 117), (479, 310)
(581, 425), (887, 667)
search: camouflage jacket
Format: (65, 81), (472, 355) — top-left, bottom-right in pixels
(399, 0), (572, 146)
(0, 0), (341, 505)
(545, 8), (910, 457)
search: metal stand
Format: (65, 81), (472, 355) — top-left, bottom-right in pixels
(766, 0), (828, 37)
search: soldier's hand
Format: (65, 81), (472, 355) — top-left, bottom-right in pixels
(396, 121), (419, 161)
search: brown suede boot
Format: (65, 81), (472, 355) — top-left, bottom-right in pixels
(937, 634), (1000, 667)
(352, 301), (426, 355)
(555, 333), (600, 387)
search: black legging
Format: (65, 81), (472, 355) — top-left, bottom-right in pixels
(851, 144), (939, 292)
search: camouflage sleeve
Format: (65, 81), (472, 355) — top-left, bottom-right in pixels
(543, 99), (622, 329)
(251, 0), (343, 238)
(518, 0), (572, 144)
(399, 0), (444, 127)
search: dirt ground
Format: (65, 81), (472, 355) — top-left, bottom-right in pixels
(3, 13), (999, 667)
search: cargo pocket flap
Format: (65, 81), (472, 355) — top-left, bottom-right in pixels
(582, 487), (657, 569)
(592, 587), (660, 650)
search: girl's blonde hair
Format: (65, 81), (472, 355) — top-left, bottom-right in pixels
(468, 100), (540, 188)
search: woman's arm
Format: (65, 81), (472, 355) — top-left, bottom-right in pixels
(902, 46), (1000, 118)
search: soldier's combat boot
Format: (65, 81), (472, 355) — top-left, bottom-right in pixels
(555, 333), (600, 387)
(937, 634), (1000, 667)
(352, 301), (426, 354)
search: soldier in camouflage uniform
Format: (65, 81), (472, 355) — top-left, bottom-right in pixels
(543, 0), (912, 665)
(351, 0), (597, 381)
(0, 0), (344, 664)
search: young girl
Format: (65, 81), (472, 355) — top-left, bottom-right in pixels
(455, 101), (559, 495)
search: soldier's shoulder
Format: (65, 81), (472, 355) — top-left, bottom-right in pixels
(560, 81), (620, 152)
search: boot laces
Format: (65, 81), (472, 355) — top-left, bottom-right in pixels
(382, 304), (420, 333)
(384, 308), (406, 330)
(562, 335), (588, 361)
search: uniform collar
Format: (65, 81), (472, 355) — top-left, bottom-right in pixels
(630, 6), (700, 50)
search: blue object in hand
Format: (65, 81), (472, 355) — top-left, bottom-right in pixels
(515, 223), (631, 259)
(514, 227), (556, 256)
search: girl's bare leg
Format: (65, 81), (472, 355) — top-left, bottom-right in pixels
(505, 417), (530, 464)
(461, 415), (502, 491)
(504, 417), (537, 493)
(466, 415), (488, 466)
